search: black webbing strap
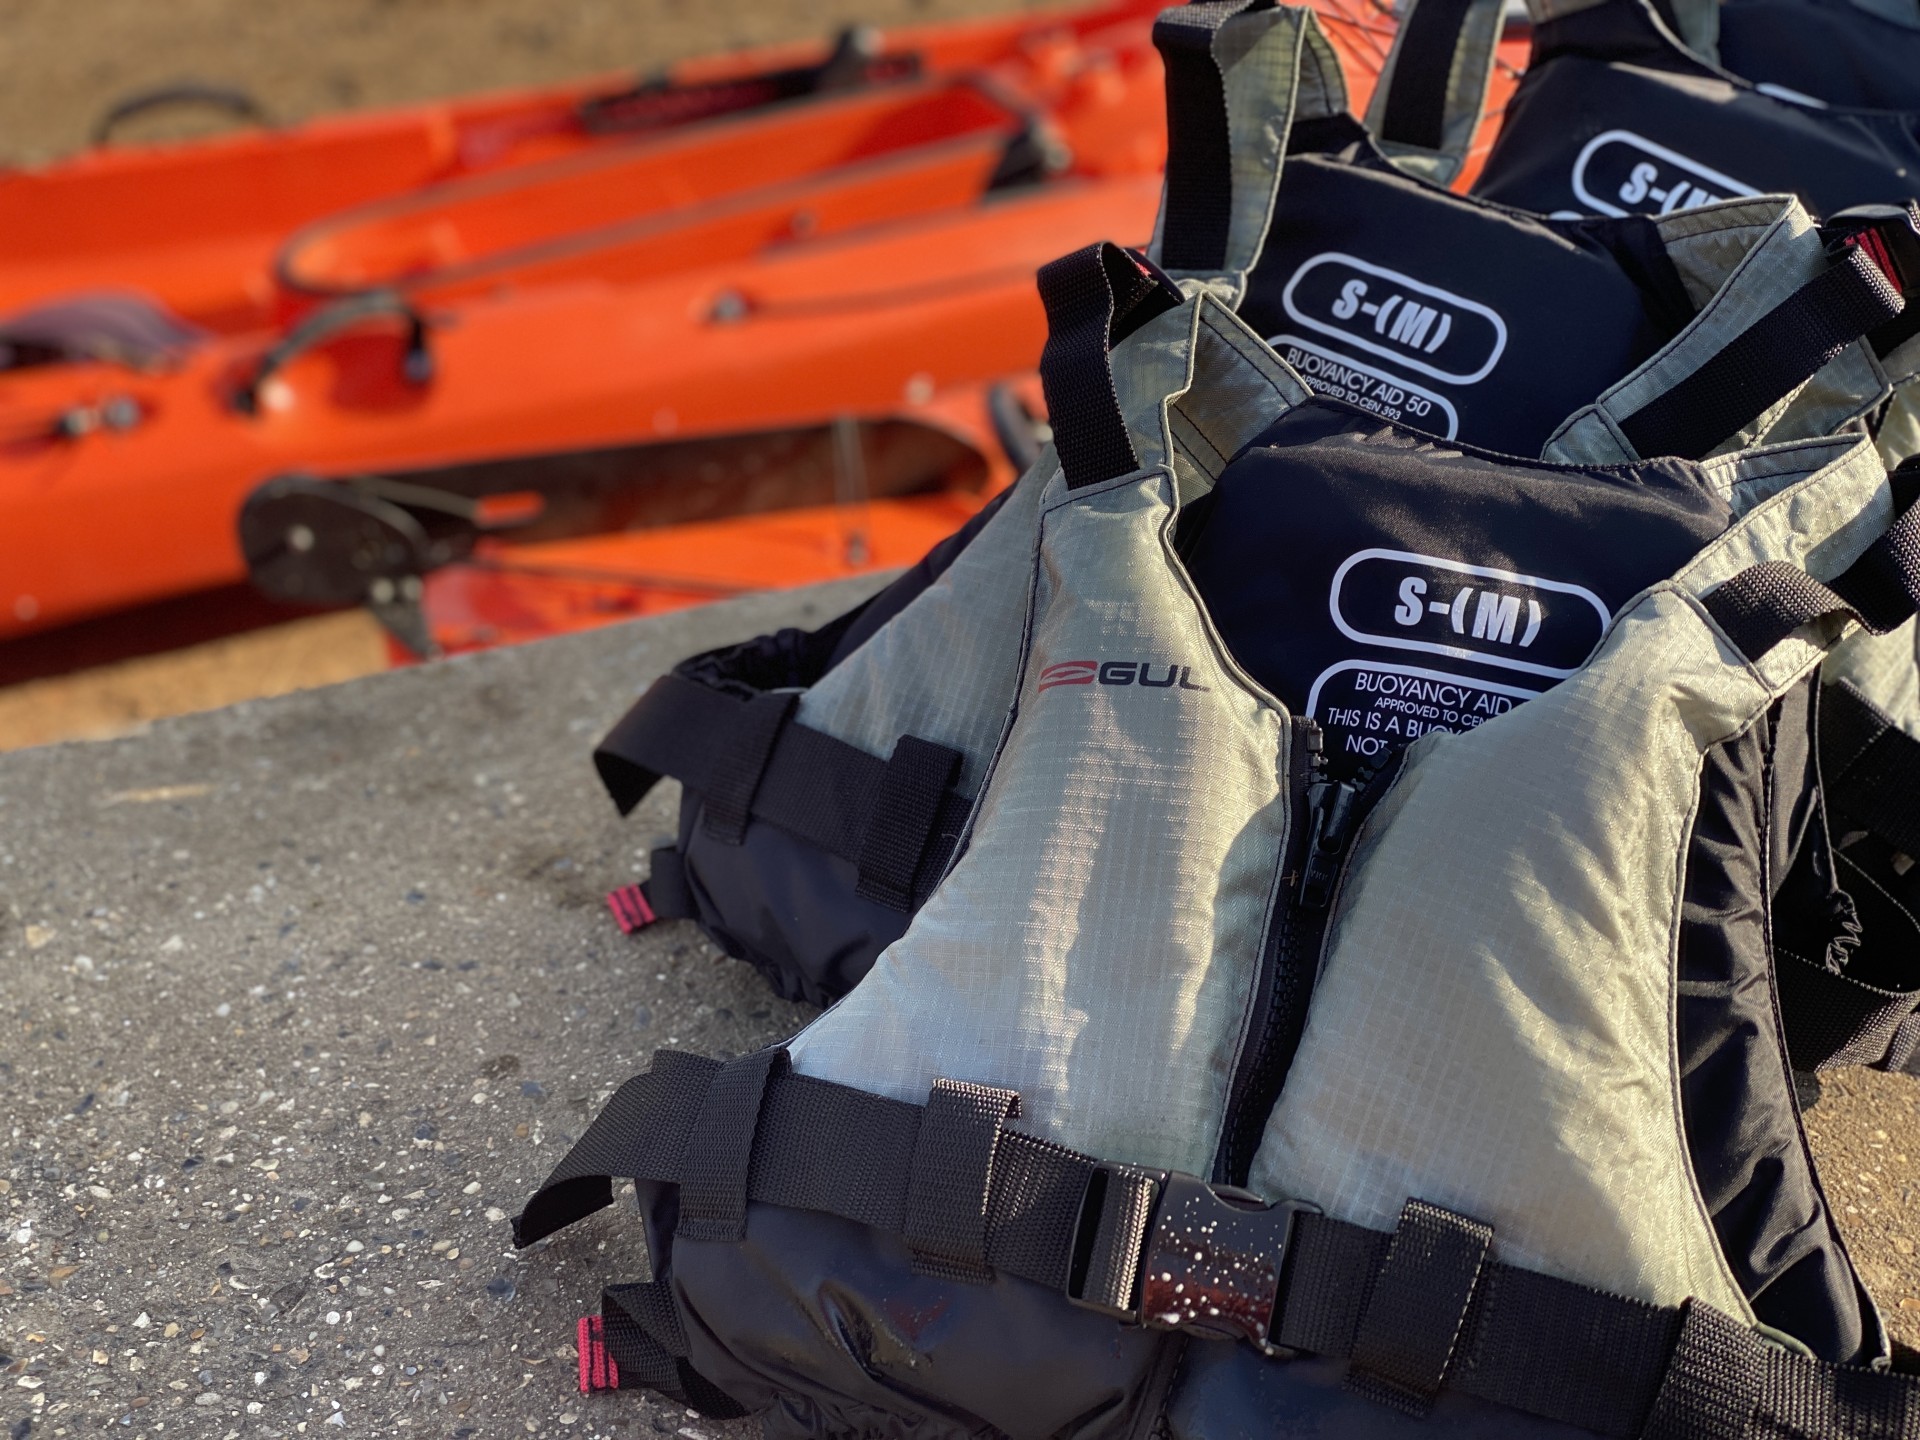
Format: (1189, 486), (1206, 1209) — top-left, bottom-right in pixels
(1375, 0), (1481, 153)
(677, 1048), (788, 1243)
(1036, 242), (1183, 490)
(856, 736), (964, 911)
(1618, 242), (1905, 461)
(1640, 1301), (1766, 1440)
(904, 1078), (1021, 1281)
(1822, 679), (1920, 863)
(600, 1284), (680, 1391)
(1152, 2), (1262, 273)
(594, 672), (970, 911)
(510, 1049), (719, 1246)
(1345, 1200), (1494, 1417)
(602, 1282), (750, 1417)
(699, 691), (794, 845)
(643, 848), (693, 922)
(515, 1052), (1920, 1438)
(1777, 930), (1920, 1073)
(1704, 492), (1920, 664)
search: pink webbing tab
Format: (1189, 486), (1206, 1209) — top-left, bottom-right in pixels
(577, 1314), (619, 1391)
(606, 884), (657, 935)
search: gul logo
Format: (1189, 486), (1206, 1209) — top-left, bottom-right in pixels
(1036, 659), (1210, 693)
(1570, 130), (1756, 218)
(1281, 253), (1508, 385)
(1329, 549), (1611, 679)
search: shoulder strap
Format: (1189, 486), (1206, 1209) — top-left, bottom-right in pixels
(1036, 242), (1185, 489)
(1364, 0), (1509, 184)
(1147, 0), (1349, 294)
(1706, 479), (1920, 663)
(517, 1054), (1920, 1438)
(1548, 208), (1916, 462)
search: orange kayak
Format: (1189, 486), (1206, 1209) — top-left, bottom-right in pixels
(0, 0), (1165, 336)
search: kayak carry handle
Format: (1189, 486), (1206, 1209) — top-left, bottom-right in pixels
(235, 290), (433, 416)
(92, 83), (270, 146)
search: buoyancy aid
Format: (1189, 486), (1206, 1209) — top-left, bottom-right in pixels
(1446, 0), (1920, 1072)
(517, 205), (1920, 1433)
(591, 0), (1906, 1009)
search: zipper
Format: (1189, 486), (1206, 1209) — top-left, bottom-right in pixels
(1214, 719), (1392, 1187)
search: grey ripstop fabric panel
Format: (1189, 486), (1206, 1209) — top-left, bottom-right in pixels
(1546, 198), (1891, 465)
(1250, 429), (1893, 1317)
(788, 298), (1310, 1175)
(1146, 2), (1349, 308)
(794, 455), (1053, 796)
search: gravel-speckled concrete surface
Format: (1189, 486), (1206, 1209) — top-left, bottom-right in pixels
(2, 578), (1917, 1440)
(0, 580), (885, 1440)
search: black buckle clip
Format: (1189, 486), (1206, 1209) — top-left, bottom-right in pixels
(1066, 1166), (1319, 1354)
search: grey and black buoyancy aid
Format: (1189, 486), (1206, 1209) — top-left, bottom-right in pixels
(589, 0), (1908, 1010)
(516, 217), (1920, 1435)
(1440, 0), (1920, 1072)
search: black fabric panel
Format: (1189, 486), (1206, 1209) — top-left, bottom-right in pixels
(1165, 1343), (1612, 1440)
(671, 1204), (1180, 1440)
(1239, 149), (1688, 456)
(671, 772), (964, 1005)
(1677, 687), (1872, 1363)
(1177, 403), (1730, 780)
(1473, 0), (1920, 224)
(1719, 0), (1920, 111)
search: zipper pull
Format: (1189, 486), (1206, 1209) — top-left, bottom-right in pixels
(1300, 779), (1360, 910)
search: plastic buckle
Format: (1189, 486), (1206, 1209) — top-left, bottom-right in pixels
(1137, 1173), (1319, 1354)
(1064, 1162), (1167, 1322)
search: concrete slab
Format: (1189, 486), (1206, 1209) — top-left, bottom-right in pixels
(2, 577), (1917, 1440)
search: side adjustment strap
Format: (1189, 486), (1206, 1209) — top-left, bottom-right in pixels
(904, 1079), (1020, 1282)
(699, 691), (794, 845)
(1639, 1301), (1766, 1440)
(595, 671), (971, 912)
(1346, 1200), (1495, 1417)
(856, 736), (965, 910)
(677, 1048), (788, 1243)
